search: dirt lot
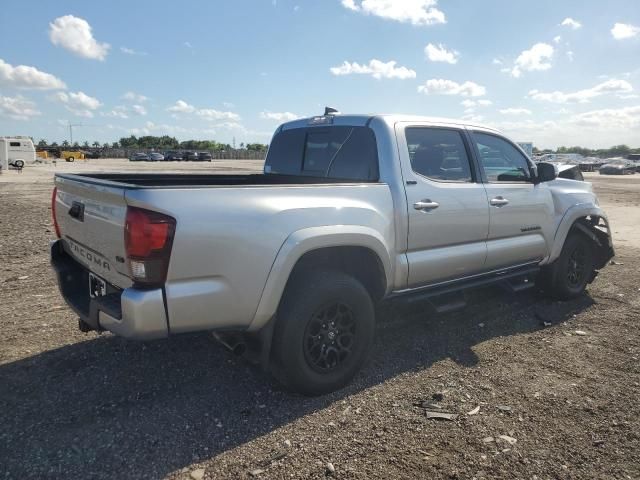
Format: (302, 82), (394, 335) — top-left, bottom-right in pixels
(1, 161), (639, 479)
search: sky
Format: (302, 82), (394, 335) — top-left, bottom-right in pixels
(1, 0), (639, 149)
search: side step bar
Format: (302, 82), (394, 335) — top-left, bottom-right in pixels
(392, 265), (540, 313)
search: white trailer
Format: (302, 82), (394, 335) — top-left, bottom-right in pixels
(0, 136), (36, 170)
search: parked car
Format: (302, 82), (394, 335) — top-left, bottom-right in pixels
(129, 152), (149, 162)
(183, 151), (199, 161)
(164, 151), (184, 161)
(84, 150), (101, 159)
(599, 160), (636, 175)
(149, 152), (165, 162)
(626, 154), (640, 172)
(197, 152), (213, 162)
(50, 111), (614, 395)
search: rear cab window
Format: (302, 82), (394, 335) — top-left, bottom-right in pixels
(265, 126), (379, 182)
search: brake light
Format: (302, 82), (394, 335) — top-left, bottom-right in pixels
(125, 207), (176, 286)
(51, 187), (61, 238)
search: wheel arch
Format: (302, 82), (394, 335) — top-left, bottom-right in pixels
(248, 226), (393, 332)
(548, 204), (614, 269)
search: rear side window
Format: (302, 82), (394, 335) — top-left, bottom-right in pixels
(265, 126), (379, 181)
(405, 127), (473, 182)
(10, 142), (21, 147)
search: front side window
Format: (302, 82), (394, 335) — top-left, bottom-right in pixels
(472, 132), (532, 182)
(405, 127), (473, 182)
(10, 142), (20, 147)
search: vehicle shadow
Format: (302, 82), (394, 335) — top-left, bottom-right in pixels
(0, 286), (594, 479)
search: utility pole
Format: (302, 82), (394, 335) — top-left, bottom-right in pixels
(232, 136), (236, 149)
(68, 121), (82, 144)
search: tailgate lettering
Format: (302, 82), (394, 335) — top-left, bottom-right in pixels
(68, 240), (111, 271)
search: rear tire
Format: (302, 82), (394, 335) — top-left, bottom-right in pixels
(540, 232), (595, 300)
(272, 270), (375, 396)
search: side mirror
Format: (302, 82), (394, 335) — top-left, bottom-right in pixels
(536, 162), (558, 183)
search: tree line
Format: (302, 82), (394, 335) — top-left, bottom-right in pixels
(36, 135), (268, 152)
(533, 144), (640, 158)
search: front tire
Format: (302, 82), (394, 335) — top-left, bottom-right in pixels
(273, 270), (375, 396)
(66, 157), (74, 162)
(541, 232), (595, 300)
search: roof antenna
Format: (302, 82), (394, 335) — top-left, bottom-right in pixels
(324, 106), (340, 116)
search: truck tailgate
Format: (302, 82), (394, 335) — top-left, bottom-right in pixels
(54, 175), (133, 289)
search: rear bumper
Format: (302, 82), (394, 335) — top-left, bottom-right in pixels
(50, 240), (169, 340)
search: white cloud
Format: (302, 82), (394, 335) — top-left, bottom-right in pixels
(340, 0), (445, 26)
(553, 35), (562, 44)
(0, 58), (66, 90)
(167, 99), (195, 113)
(567, 50), (574, 62)
(0, 95), (41, 120)
(330, 59), (416, 79)
(528, 79), (633, 103)
(499, 108), (532, 115)
(418, 79), (486, 97)
(52, 91), (102, 117)
(611, 23), (640, 40)
(462, 113), (484, 123)
(132, 104), (147, 116)
(492, 58), (503, 65)
(196, 108), (241, 121)
(560, 18), (581, 30)
(260, 111), (299, 121)
(122, 91), (148, 102)
(183, 41), (193, 48)
(120, 46), (147, 56)
(166, 100), (239, 120)
(510, 43), (554, 78)
(424, 43), (459, 64)
(461, 99), (492, 108)
(570, 105), (640, 129)
(102, 106), (129, 119)
(103, 103), (147, 118)
(49, 15), (110, 61)
(222, 101), (235, 108)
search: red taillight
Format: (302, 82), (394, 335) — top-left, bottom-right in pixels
(124, 207), (176, 286)
(51, 187), (61, 238)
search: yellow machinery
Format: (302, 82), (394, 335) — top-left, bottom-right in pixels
(61, 150), (85, 162)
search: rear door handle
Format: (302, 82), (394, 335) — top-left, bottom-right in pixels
(490, 196), (509, 207)
(413, 200), (440, 211)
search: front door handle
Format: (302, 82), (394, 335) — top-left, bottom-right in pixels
(414, 200), (440, 211)
(490, 196), (509, 207)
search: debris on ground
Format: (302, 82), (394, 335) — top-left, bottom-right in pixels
(189, 469), (205, 480)
(425, 411), (458, 421)
(466, 406), (480, 416)
(575, 330), (588, 336)
(498, 435), (517, 445)
(326, 462), (335, 475)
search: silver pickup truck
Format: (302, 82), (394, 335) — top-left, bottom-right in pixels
(51, 111), (614, 395)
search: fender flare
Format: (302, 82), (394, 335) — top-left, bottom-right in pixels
(547, 203), (611, 264)
(247, 225), (393, 331)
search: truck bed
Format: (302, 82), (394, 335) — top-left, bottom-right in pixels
(58, 173), (379, 188)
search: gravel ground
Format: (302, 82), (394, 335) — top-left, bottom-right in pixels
(0, 163), (639, 479)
